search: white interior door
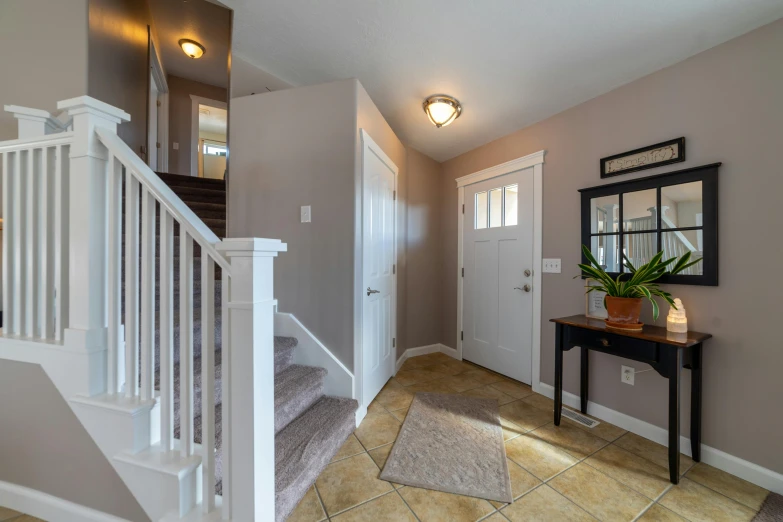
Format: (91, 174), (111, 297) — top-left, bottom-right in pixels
(362, 136), (397, 405)
(463, 169), (534, 383)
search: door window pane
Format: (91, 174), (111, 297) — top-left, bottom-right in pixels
(489, 188), (502, 228)
(622, 189), (657, 232)
(661, 181), (703, 230)
(504, 184), (518, 226)
(623, 232), (658, 269)
(662, 231), (703, 275)
(591, 235), (621, 272)
(475, 191), (487, 229)
(590, 194), (619, 233)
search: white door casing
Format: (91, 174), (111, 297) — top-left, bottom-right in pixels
(148, 75), (159, 170)
(149, 38), (169, 172)
(456, 151), (545, 390)
(360, 130), (398, 409)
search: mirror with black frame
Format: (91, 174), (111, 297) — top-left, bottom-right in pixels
(579, 163), (719, 286)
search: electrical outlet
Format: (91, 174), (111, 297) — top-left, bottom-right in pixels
(621, 365), (635, 385)
(300, 205), (311, 223)
(543, 258), (561, 273)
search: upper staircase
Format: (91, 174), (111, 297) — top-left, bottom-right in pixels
(0, 98), (357, 522)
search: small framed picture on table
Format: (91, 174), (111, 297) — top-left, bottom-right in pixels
(585, 279), (608, 319)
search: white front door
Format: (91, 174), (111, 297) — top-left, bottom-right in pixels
(463, 168), (534, 383)
(362, 134), (397, 405)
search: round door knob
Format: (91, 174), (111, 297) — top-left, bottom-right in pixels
(524, 269), (532, 277)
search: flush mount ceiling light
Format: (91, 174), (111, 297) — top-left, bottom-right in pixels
(423, 94), (462, 128)
(179, 39), (205, 59)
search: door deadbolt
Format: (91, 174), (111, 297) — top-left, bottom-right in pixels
(524, 269), (532, 277)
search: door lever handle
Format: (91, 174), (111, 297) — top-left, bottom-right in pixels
(366, 287), (380, 296)
(514, 285), (532, 292)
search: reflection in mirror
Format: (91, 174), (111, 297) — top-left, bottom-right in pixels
(624, 232), (658, 269)
(662, 232), (703, 275)
(590, 195), (619, 234)
(476, 191), (487, 229)
(622, 189), (657, 232)
(661, 181), (703, 230)
(591, 235), (621, 273)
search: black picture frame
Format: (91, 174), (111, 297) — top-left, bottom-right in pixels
(600, 137), (686, 178)
(579, 163), (719, 286)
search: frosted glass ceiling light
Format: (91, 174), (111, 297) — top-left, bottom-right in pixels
(423, 95), (462, 128)
(179, 39), (205, 59)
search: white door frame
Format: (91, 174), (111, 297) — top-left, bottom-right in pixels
(149, 39), (169, 172)
(456, 150), (546, 392)
(190, 95), (228, 177)
(355, 129), (398, 420)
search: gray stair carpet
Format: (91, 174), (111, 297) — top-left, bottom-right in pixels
(139, 172), (359, 520)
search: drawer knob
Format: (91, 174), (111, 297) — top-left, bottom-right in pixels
(600, 338), (611, 347)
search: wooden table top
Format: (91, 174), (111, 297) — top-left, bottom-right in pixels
(551, 315), (712, 347)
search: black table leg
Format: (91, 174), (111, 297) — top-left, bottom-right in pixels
(580, 346), (589, 414)
(554, 323), (563, 425)
(691, 344), (702, 462)
(668, 349), (682, 484)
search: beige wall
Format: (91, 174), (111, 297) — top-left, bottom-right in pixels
(229, 79), (359, 368)
(405, 148), (444, 349)
(87, 0), (152, 158)
(169, 75), (227, 176)
(0, 0), (89, 141)
(441, 19), (783, 474)
(0, 362), (149, 521)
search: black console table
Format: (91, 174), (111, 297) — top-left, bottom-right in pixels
(550, 315), (711, 484)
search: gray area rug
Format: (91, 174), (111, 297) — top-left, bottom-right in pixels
(380, 392), (512, 503)
(754, 493), (783, 521)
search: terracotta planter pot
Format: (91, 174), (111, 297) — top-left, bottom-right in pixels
(605, 296), (643, 325)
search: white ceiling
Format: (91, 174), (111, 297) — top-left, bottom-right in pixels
(150, 0), (231, 88)
(223, 0), (783, 161)
(198, 104), (227, 138)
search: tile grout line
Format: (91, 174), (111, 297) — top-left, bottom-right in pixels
(313, 483), (331, 522)
(393, 489), (422, 522)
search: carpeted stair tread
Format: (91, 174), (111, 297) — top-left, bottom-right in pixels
(274, 336), (298, 373)
(156, 172), (226, 187)
(275, 396), (358, 522)
(274, 364), (326, 434)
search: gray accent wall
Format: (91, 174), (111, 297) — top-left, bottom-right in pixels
(440, 18), (783, 475)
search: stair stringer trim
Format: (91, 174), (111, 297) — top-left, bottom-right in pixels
(273, 312), (354, 401)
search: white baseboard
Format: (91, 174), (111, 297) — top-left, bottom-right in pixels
(396, 343), (459, 372)
(275, 312), (354, 399)
(0, 480), (128, 522)
(537, 382), (783, 495)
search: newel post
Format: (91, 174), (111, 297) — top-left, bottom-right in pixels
(57, 97), (130, 355)
(216, 237), (287, 521)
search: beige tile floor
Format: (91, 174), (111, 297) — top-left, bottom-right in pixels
(0, 507), (44, 522)
(288, 352), (771, 522)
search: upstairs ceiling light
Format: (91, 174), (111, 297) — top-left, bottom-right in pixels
(179, 39), (205, 59)
(423, 94), (462, 128)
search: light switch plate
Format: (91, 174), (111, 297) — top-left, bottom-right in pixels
(172, 142), (179, 150)
(300, 205), (311, 223)
(543, 258), (562, 273)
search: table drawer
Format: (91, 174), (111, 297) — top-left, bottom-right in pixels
(567, 327), (659, 362)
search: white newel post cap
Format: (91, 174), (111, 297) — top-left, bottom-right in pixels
(4, 105), (68, 138)
(57, 96), (131, 158)
(216, 238), (288, 258)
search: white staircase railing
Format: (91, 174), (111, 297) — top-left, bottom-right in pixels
(1, 97), (285, 521)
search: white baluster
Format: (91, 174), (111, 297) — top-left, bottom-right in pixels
(26, 149), (39, 338)
(125, 175), (140, 398)
(54, 145), (69, 341)
(201, 255), (216, 511)
(2, 152), (12, 335)
(216, 238), (287, 521)
(107, 155), (122, 394)
(221, 268), (231, 521)
(13, 151), (24, 336)
(40, 147), (54, 339)
(160, 210), (174, 450)
(140, 187), (156, 401)
(180, 231), (194, 457)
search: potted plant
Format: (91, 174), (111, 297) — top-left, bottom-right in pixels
(578, 244), (701, 330)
